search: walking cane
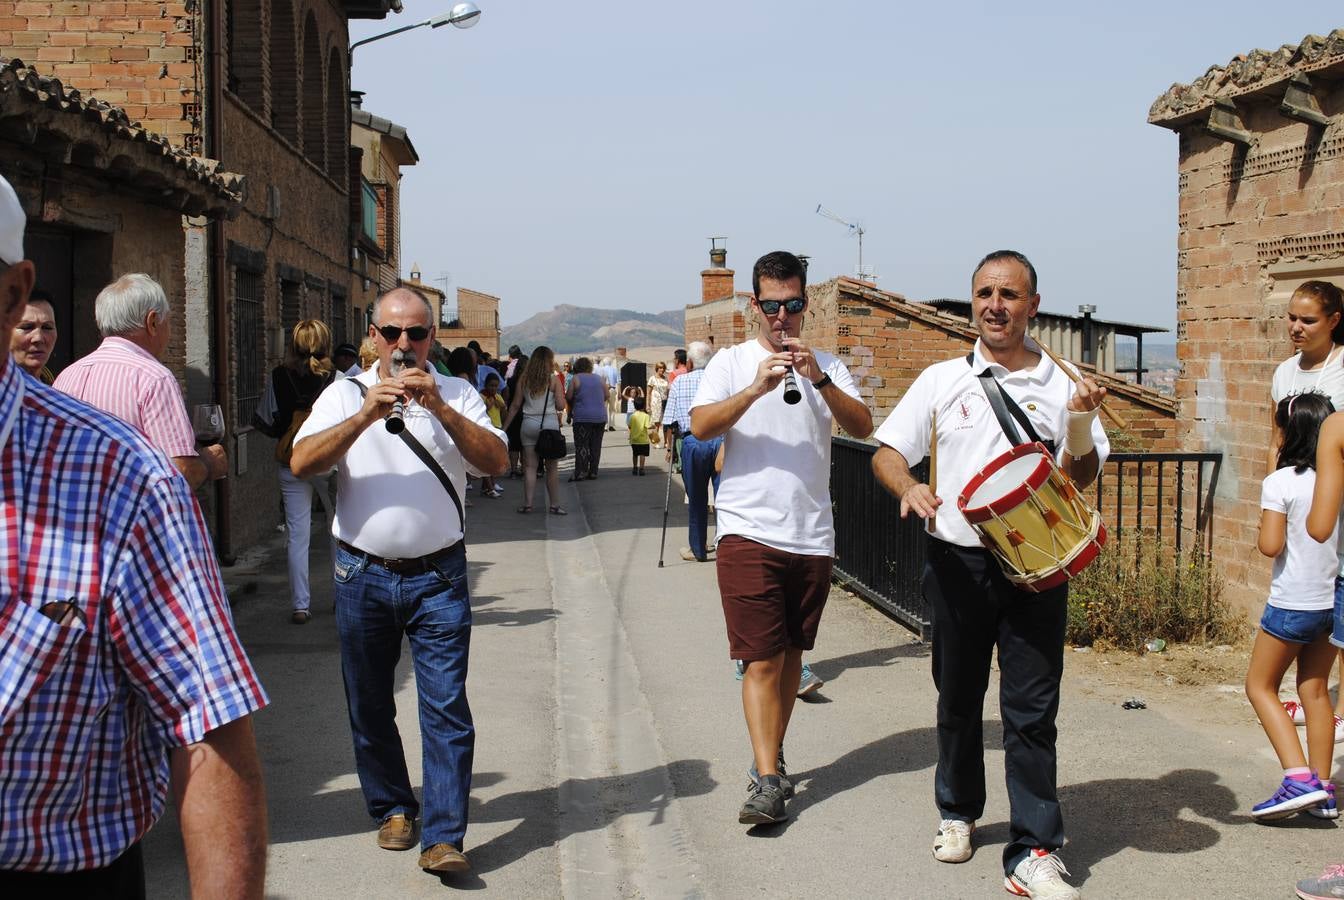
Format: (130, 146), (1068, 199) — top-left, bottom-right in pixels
(657, 446), (674, 568)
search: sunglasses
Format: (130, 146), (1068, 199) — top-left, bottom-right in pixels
(758, 297), (806, 316)
(374, 324), (431, 342)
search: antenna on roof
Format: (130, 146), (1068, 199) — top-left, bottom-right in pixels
(815, 204), (873, 282)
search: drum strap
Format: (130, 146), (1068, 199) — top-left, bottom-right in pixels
(966, 352), (1055, 455)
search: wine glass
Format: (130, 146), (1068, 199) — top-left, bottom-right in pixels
(192, 404), (225, 446)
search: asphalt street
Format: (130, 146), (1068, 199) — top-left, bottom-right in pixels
(142, 428), (1340, 898)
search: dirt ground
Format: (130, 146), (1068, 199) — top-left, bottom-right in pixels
(1065, 636), (1283, 734)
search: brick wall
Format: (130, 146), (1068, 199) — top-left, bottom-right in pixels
(1, 1), (201, 145)
(1164, 90), (1344, 615)
(685, 294), (748, 349)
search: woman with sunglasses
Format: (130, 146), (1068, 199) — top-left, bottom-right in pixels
(501, 345), (568, 514)
(253, 319), (336, 624)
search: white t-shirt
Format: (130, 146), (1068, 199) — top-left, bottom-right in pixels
(1270, 349), (1344, 577)
(293, 368), (507, 558)
(689, 339), (862, 556)
(1261, 466), (1339, 610)
(873, 338), (1111, 549)
(1271, 348), (1344, 409)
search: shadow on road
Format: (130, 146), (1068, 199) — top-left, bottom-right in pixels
(462, 759), (717, 875)
(808, 642), (930, 686)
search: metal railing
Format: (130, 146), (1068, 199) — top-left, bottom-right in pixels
(831, 437), (932, 637)
(830, 439), (1224, 639)
(1093, 452), (1222, 557)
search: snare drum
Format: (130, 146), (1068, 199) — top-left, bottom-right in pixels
(957, 442), (1106, 593)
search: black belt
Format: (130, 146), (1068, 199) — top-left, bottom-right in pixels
(337, 539), (462, 575)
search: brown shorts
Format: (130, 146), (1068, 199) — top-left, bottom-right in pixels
(716, 535), (832, 660)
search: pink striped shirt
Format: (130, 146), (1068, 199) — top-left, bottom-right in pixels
(52, 337), (198, 459)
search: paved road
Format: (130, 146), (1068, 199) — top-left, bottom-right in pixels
(144, 429), (1340, 898)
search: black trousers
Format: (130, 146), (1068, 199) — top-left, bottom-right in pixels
(0, 842), (145, 899)
(924, 539), (1067, 874)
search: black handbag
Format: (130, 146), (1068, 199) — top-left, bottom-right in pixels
(536, 377), (567, 460)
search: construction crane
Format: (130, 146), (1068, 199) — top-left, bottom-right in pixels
(815, 204), (869, 280)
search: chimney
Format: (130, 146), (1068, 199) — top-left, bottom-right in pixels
(701, 237), (734, 304)
(350, 90), (366, 109)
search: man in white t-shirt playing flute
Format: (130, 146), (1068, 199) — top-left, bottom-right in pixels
(690, 250), (873, 826)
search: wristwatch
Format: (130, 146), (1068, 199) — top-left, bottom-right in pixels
(812, 374), (832, 390)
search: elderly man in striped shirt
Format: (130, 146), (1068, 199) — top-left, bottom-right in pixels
(54, 273), (228, 489)
(0, 175), (269, 896)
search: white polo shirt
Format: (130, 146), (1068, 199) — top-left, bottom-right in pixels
(294, 367), (506, 559)
(690, 338), (862, 556)
(874, 337), (1110, 549)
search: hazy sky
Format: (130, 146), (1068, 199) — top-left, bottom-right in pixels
(350, 3), (1341, 332)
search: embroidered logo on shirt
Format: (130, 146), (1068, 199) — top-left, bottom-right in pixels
(951, 390), (988, 430)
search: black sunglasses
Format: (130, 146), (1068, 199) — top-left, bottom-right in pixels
(758, 297), (806, 316)
(374, 324), (431, 342)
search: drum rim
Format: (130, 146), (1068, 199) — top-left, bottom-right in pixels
(957, 442), (1056, 522)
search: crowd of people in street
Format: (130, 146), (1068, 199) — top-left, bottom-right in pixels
(7, 161), (1344, 899)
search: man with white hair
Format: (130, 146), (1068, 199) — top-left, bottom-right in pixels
(662, 341), (719, 561)
(600, 356), (620, 430)
(54, 273), (227, 489)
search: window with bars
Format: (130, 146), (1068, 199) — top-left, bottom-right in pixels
(280, 278), (301, 340)
(233, 268), (264, 425)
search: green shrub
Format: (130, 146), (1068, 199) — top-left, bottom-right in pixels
(1065, 529), (1237, 651)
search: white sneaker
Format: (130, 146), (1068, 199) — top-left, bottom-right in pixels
(932, 819), (974, 863)
(1336, 715), (1344, 744)
(1005, 849), (1080, 899)
(1283, 699), (1306, 725)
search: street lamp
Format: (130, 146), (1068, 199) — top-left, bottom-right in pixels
(350, 3), (481, 60)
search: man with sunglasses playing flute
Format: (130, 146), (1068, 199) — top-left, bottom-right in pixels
(290, 288), (507, 875)
(691, 250), (872, 826)
(872, 251), (1107, 899)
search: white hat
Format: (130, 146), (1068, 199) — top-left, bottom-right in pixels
(0, 174), (24, 266)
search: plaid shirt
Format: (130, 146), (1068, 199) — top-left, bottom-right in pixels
(0, 363), (268, 872)
(662, 367), (705, 434)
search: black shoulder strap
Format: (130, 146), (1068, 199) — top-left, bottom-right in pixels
(966, 351), (1051, 452)
(351, 380), (466, 534)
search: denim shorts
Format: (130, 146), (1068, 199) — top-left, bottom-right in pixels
(1332, 577), (1344, 650)
(1261, 603), (1333, 644)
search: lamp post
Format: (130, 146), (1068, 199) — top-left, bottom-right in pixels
(350, 2), (481, 62)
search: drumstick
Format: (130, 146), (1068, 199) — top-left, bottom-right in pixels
(927, 409), (937, 534)
(1034, 338), (1127, 430)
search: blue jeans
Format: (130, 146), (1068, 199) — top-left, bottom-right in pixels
(333, 542), (474, 850)
(680, 433), (723, 559)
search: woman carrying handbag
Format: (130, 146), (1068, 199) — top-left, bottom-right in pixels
(502, 345), (568, 515)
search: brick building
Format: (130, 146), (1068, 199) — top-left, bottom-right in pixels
(1149, 28), (1344, 614)
(439, 286), (501, 358)
(351, 100), (416, 326)
(0, 1), (402, 553)
(0, 59), (241, 375)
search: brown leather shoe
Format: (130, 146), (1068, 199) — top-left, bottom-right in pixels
(377, 813), (416, 851)
(418, 843), (470, 873)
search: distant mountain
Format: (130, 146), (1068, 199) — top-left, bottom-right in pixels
(502, 304), (683, 354)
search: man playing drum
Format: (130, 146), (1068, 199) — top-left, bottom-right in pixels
(872, 251), (1107, 900)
